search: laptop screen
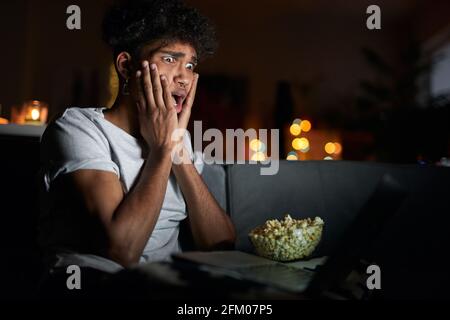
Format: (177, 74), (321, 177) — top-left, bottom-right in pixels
(305, 174), (408, 298)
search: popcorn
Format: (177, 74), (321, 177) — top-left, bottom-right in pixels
(249, 214), (324, 262)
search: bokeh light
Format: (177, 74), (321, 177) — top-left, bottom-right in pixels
(290, 123), (302, 136)
(258, 142), (267, 153)
(324, 142), (336, 154)
(251, 152), (266, 161)
(292, 138), (302, 150)
(250, 139), (263, 152)
(287, 151), (298, 160)
(298, 137), (309, 150)
(31, 108), (40, 121)
(334, 142), (342, 154)
(293, 138), (309, 150)
(293, 118), (302, 125)
(300, 146), (310, 153)
(324, 156), (333, 160)
(300, 120), (312, 132)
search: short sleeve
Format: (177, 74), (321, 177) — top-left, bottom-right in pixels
(182, 130), (204, 175)
(40, 109), (120, 191)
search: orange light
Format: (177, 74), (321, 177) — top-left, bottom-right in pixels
(250, 139), (262, 152)
(292, 138), (301, 150)
(298, 137), (309, 149)
(324, 142), (336, 154)
(289, 123), (301, 136)
(300, 120), (312, 132)
(334, 142), (342, 154)
(251, 152), (266, 161)
(300, 146), (310, 153)
(23, 100), (48, 125)
(31, 108), (40, 120)
(292, 138), (309, 150)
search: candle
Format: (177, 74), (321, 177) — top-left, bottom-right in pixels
(24, 100), (48, 125)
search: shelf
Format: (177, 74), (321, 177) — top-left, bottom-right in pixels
(0, 124), (46, 138)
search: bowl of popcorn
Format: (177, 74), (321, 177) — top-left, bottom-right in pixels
(249, 214), (324, 262)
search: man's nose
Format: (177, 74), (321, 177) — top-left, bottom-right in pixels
(174, 66), (190, 89)
(177, 78), (188, 89)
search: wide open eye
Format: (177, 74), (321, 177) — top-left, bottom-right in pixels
(186, 63), (195, 71)
(163, 56), (175, 63)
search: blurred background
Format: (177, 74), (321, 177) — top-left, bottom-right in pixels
(0, 0), (449, 163)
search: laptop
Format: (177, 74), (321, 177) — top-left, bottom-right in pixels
(172, 174), (408, 297)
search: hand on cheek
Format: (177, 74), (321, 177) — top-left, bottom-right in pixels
(177, 73), (199, 132)
(134, 61), (179, 153)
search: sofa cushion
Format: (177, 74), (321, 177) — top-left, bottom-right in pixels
(226, 160), (450, 259)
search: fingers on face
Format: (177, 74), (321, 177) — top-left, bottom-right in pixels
(149, 63), (166, 110)
(141, 61), (157, 111)
(138, 61), (196, 112)
(135, 70), (147, 113)
(160, 74), (175, 112)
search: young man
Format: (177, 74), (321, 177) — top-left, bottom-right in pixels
(39, 0), (235, 282)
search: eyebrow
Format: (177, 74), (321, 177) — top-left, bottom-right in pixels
(160, 50), (198, 65)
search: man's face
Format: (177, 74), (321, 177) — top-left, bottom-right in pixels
(141, 41), (198, 114)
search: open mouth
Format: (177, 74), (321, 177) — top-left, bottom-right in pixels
(171, 93), (186, 112)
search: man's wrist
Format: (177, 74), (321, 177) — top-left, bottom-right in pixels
(148, 147), (172, 164)
(171, 144), (192, 166)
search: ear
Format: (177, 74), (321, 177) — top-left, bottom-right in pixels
(115, 52), (132, 80)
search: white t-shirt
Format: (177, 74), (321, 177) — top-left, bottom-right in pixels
(39, 107), (204, 273)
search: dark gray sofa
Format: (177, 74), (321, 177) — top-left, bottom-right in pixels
(201, 161), (450, 298)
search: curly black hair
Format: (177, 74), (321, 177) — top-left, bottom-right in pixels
(102, 0), (217, 61)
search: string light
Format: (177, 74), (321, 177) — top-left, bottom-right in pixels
(290, 123), (301, 136)
(334, 142), (342, 154)
(298, 138), (309, 149)
(324, 142), (336, 154)
(251, 152), (266, 161)
(292, 138), (301, 150)
(300, 120), (312, 132)
(250, 139), (263, 152)
(258, 142), (267, 153)
(300, 146), (310, 153)
(287, 151), (298, 160)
